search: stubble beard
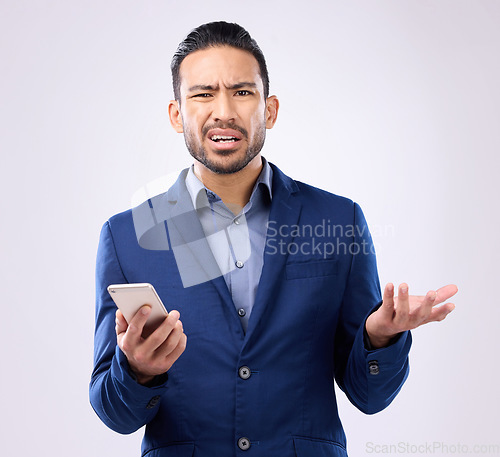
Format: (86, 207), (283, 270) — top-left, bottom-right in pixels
(183, 123), (266, 175)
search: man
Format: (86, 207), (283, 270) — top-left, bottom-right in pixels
(90, 21), (457, 456)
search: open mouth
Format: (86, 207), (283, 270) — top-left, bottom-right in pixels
(210, 135), (241, 144)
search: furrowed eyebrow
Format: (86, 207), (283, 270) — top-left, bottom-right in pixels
(188, 84), (218, 92)
(227, 82), (257, 90)
(187, 82), (258, 92)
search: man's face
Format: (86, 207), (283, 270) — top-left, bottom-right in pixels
(169, 46), (277, 175)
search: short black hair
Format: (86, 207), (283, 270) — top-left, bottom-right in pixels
(171, 21), (269, 101)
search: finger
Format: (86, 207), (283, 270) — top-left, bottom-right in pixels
(380, 283), (396, 318)
(411, 290), (437, 323)
(394, 283), (409, 326)
(424, 302), (456, 323)
(125, 305), (152, 346)
(434, 284), (459, 305)
(157, 319), (185, 358)
(163, 333), (187, 372)
(115, 309), (128, 335)
(144, 310), (181, 352)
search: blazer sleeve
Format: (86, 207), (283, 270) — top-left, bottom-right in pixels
(334, 202), (412, 414)
(89, 220), (168, 434)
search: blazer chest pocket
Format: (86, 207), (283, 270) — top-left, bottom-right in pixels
(285, 259), (338, 280)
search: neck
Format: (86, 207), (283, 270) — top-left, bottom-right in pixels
(193, 155), (263, 215)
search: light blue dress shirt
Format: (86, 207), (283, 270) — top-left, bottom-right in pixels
(185, 157), (273, 332)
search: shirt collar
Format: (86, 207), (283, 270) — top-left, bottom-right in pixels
(185, 156), (273, 211)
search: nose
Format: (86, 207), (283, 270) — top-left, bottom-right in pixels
(211, 93), (236, 123)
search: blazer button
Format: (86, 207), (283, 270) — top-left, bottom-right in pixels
(238, 437), (251, 450)
(146, 395), (161, 409)
(238, 308), (246, 317)
(238, 366), (251, 380)
(368, 360), (380, 375)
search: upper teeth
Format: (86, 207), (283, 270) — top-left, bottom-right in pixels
(211, 135), (237, 140)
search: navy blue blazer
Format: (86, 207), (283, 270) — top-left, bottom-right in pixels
(90, 162), (411, 457)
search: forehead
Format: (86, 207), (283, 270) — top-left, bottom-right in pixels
(179, 46), (263, 92)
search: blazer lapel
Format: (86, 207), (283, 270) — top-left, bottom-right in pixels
(142, 164), (302, 346)
(244, 163), (302, 343)
(154, 169), (237, 328)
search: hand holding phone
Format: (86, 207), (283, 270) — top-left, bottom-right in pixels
(109, 283), (187, 384)
(108, 283), (168, 337)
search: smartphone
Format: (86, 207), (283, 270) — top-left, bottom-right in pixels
(107, 283), (168, 337)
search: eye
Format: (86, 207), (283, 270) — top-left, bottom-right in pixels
(192, 93), (212, 98)
(235, 90), (252, 96)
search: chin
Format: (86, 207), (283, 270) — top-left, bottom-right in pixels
(205, 160), (247, 175)
(203, 152), (257, 175)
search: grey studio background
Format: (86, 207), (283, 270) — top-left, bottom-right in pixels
(1, 1), (499, 456)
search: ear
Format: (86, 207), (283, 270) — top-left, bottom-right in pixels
(265, 95), (279, 129)
(168, 99), (184, 133)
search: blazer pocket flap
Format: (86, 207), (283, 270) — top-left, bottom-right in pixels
(293, 436), (347, 457)
(286, 259), (338, 280)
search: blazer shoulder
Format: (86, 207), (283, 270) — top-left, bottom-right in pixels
(106, 186), (172, 229)
(269, 161), (355, 209)
(108, 206), (133, 223)
(105, 166), (189, 230)
(295, 180), (353, 204)
(106, 207), (134, 232)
